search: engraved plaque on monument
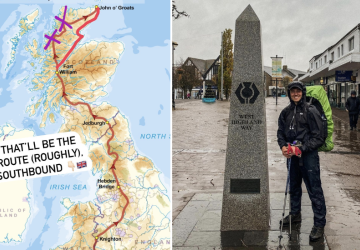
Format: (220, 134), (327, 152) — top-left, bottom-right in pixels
(221, 4), (270, 231)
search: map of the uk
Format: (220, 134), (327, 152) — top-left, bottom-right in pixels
(0, 1), (170, 249)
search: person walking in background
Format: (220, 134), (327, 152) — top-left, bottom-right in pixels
(272, 88), (276, 98)
(345, 90), (360, 130)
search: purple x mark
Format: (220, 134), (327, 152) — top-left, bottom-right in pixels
(44, 29), (61, 50)
(55, 6), (72, 32)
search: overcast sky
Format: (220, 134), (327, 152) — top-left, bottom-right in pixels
(172, 0), (360, 72)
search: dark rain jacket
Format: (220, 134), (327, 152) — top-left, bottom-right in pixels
(345, 95), (360, 115)
(277, 82), (325, 153)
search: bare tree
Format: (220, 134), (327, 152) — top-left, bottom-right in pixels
(174, 58), (201, 98)
(172, 1), (189, 20)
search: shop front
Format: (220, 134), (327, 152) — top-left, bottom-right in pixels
(268, 86), (286, 97)
(328, 76), (358, 109)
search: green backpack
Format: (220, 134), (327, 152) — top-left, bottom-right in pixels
(305, 86), (334, 152)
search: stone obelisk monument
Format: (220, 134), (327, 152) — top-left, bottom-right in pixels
(221, 5), (270, 231)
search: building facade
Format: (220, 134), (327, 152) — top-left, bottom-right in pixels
(299, 24), (360, 109)
(176, 56), (220, 99)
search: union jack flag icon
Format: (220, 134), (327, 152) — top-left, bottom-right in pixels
(77, 161), (87, 169)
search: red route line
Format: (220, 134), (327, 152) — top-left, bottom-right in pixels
(92, 169), (130, 243)
(49, 6), (130, 250)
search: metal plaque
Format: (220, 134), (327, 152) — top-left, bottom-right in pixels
(230, 179), (260, 194)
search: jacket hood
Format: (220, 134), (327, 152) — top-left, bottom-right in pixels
(351, 90), (356, 96)
(287, 81), (306, 106)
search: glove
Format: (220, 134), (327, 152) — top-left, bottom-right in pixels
(287, 143), (302, 157)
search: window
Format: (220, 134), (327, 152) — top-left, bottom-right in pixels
(213, 65), (219, 75)
(341, 44), (344, 55)
(349, 37), (354, 51)
(331, 52), (334, 61)
(338, 47), (340, 57)
(311, 62), (313, 69)
(324, 55), (327, 63)
(316, 62), (318, 69)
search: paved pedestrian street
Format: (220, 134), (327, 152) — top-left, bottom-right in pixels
(172, 97), (360, 249)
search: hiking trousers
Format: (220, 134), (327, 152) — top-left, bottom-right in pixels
(288, 150), (326, 227)
(349, 114), (358, 128)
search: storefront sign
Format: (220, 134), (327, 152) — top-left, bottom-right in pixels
(335, 71), (353, 82)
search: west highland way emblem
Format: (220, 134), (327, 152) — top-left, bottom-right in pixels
(235, 82), (260, 104)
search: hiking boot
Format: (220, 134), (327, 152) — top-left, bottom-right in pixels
(309, 226), (324, 242)
(350, 127), (354, 130)
(279, 213), (301, 225)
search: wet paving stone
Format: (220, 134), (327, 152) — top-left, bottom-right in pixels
(175, 192), (328, 249)
(193, 210), (222, 232)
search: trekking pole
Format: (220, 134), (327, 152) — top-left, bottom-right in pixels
(289, 158), (292, 239)
(278, 157), (291, 245)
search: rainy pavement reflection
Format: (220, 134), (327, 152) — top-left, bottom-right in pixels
(332, 118), (360, 153)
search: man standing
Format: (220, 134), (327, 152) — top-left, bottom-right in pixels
(346, 90), (360, 130)
(277, 81), (326, 242)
